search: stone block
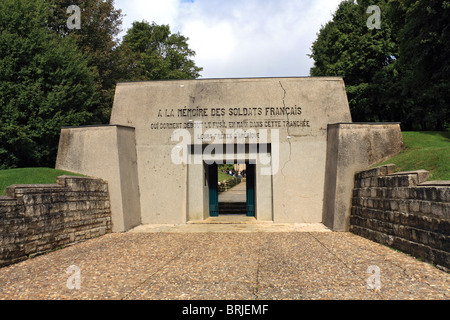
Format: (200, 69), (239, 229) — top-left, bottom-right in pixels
(354, 164), (396, 180)
(408, 200), (421, 213)
(435, 187), (450, 202)
(420, 181), (450, 186)
(397, 199), (408, 213)
(390, 200), (399, 211)
(419, 201), (432, 215)
(410, 187), (426, 201)
(390, 170), (430, 184)
(430, 202), (447, 218)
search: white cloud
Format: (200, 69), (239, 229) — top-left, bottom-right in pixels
(117, 0), (180, 34)
(114, 0), (342, 78)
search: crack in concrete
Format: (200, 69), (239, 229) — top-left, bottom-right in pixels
(279, 81), (292, 177)
(307, 232), (385, 299)
(252, 254), (262, 299)
(252, 238), (267, 299)
(340, 234), (424, 286)
(120, 246), (187, 300)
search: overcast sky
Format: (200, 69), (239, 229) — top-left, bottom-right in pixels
(114, 0), (342, 79)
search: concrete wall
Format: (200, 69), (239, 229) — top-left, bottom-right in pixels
(55, 125), (141, 232)
(256, 162), (274, 221)
(110, 78), (352, 225)
(350, 165), (450, 270)
(323, 123), (404, 231)
(187, 163), (205, 222)
(53, 78), (407, 230)
(0, 176), (111, 268)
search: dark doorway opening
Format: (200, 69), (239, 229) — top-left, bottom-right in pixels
(208, 163), (255, 217)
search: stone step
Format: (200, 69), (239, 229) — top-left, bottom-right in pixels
(219, 202), (247, 214)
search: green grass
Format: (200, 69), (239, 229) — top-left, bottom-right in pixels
(0, 168), (85, 195)
(218, 164), (236, 181)
(375, 131), (450, 180)
(218, 171), (232, 181)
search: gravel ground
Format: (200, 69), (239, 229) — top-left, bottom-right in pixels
(0, 231), (448, 300)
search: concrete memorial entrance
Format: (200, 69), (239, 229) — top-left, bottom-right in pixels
(55, 77), (403, 232)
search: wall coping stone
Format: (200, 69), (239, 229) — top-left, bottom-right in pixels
(387, 170), (430, 184)
(355, 164), (396, 179)
(356, 165), (449, 187)
(56, 175), (101, 186)
(0, 196), (18, 204)
(3, 176), (106, 199)
(420, 181), (450, 186)
(5, 184), (65, 198)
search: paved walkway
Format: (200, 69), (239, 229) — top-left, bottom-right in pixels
(0, 225), (448, 300)
(219, 180), (246, 202)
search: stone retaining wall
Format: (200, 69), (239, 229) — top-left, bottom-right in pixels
(0, 176), (111, 268)
(350, 165), (449, 270)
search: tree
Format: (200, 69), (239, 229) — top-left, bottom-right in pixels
(0, 0), (100, 168)
(309, 0), (449, 130)
(47, 0), (124, 123)
(394, 0), (450, 130)
(118, 21), (203, 81)
(309, 0), (398, 123)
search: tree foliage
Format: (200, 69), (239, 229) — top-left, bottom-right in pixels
(394, 0), (450, 130)
(310, 0), (398, 122)
(0, 1), (203, 169)
(0, 0), (99, 168)
(47, 0), (124, 123)
(118, 21), (203, 81)
(309, 0), (449, 130)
